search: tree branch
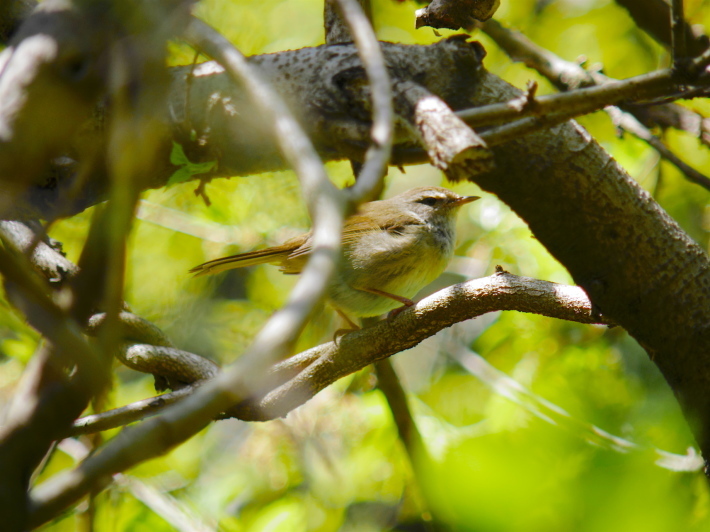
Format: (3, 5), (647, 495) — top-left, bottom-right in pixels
(671, 0), (688, 70)
(324, 0), (372, 45)
(614, 0), (709, 58)
(478, 19), (710, 190)
(374, 357), (427, 471)
(605, 106), (710, 189)
(67, 271), (611, 436)
(328, 0), (393, 202)
(0, 228), (106, 530)
(415, 0), (500, 30)
(447, 340), (704, 472)
(7, 22), (710, 219)
(397, 78), (493, 180)
(241, 271), (611, 421)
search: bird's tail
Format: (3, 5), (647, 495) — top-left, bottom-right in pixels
(189, 246), (291, 277)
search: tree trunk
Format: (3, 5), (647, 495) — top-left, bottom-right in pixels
(470, 71), (710, 465)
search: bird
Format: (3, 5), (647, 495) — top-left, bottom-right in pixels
(190, 186), (479, 328)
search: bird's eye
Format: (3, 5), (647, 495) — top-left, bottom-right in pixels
(418, 197), (438, 206)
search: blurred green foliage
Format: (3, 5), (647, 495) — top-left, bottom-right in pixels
(2, 0), (710, 530)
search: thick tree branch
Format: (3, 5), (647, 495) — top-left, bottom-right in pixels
(459, 69), (710, 471)
(7, 25), (710, 219)
(2, 38), (485, 219)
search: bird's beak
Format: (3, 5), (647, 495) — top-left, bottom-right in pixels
(453, 195), (480, 207)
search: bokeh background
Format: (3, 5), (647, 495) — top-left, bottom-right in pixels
(3, 0), (710, 530)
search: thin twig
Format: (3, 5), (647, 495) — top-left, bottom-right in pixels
(477, 109), (583, 147)
(477, 19), (710, 191)
(70, 386), (197, 435)
(446, 340), (703, 472)
(606, 106), (710, 189)
(671, 0), (688, 71)
(0, 240), (100, 377)
(374, 359), (425, 456)
(687, 45), (710, 78)
(374, 358), (435, 525)
(457, 69), (672, 129)
(332, 0), (393, 203)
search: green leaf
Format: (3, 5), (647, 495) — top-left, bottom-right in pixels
(167, 142), (216, 186)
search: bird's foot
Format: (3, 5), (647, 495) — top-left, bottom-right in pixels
(333, 327), (359, 343)
(333, 308), (361, 343)
(386, 298), (414, 320)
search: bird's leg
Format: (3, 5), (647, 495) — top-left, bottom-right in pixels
(335, 308), (360, 330)
(333, 308), (361, 341)
(360, 287), (414, 319)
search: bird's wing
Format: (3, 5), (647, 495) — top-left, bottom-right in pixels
(286, 207), (425, 257)
(345, 205), (425, 240)
(282, 212), (380, 261)
(209, 205), (425, 276)
(340, 212), (385, 245)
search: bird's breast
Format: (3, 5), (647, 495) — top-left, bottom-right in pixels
(328, 222), (455, 317)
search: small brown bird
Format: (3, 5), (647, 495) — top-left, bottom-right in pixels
(190, 186), (479, 327)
